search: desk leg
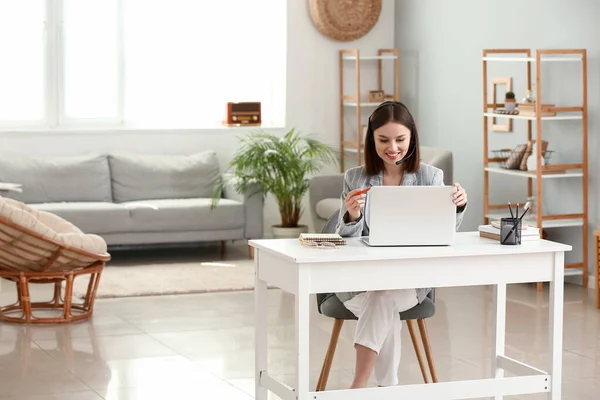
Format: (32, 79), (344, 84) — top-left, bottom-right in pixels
(255, 251), (268, 400)
(491, 283), (507, 400)
(295, 269), (310, 399)
(548, 252), (564, 400)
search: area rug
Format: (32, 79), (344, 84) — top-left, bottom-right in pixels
(72, 259), (258, 299)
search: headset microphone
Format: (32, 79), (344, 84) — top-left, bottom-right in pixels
(395, 143), (416, 165)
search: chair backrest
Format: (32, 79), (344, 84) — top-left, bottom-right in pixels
(0, 217), (110, 273)
(0, 197), (110, 273)
(321, 209), (340, 234)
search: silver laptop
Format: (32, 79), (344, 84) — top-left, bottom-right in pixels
(361, 185), (457, 246)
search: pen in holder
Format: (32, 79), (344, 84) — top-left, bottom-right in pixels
(500, 217), (522, 245)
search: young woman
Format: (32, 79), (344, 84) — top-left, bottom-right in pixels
(335, 101), (468, 388)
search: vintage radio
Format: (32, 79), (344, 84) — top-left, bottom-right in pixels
(224, 102), (261, 126)
(367, 90), (385, 103)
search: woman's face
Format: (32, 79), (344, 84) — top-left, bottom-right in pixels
(373, 121), (411, 167)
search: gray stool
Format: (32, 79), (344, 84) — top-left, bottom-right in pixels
(315, 209), (438, 391)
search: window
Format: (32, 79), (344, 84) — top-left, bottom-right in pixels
(62, 0), (120, 121)
(0, 0), (46, 125)
(0, 0), (286, 129)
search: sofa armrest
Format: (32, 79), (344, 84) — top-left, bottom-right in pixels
(223, 182), (264, 239)
(309, 173), (344, 231)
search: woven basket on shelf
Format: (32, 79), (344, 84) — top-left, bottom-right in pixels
(491, 148), (554, 169)
(308, 0), (382, 42)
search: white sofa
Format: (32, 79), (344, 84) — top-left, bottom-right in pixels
(0, 151), (263, 247)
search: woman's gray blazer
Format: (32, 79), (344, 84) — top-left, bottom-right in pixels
(334, 162), (467, 304)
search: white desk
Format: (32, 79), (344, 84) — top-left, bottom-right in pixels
(249, 232), (571, 400)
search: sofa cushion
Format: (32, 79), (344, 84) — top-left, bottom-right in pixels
(315, 198), (340, 220)
(121, 198), (244, 232)
(0, 153), (112, 204)
(29, 202), (131, 235)
(109, 151), (221, 202)
(0, 197), (108, 270)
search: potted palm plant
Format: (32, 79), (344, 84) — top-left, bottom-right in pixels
(211, 128), (338, 238)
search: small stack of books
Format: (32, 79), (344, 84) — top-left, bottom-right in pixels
(478, 224), (540, 242)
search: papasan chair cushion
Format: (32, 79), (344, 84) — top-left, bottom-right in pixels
(0, 196), (108, 272)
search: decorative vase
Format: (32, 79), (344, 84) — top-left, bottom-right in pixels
(504, 99), (516, 111)
(271, 224), (309, 239)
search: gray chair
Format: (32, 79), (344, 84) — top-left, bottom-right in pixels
(315, 209), (438, 391)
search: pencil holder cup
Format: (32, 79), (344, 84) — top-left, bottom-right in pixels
(500, 217), (522, 245)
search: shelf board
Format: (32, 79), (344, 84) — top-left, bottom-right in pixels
(343, 55), (398, 61)
(344, 101), (382, 107)
(342, 140), (364, 153)
(484, 166), (584, 179)
(482, 56), (582, 63)
(485, 212), (584, 228)
(483, 112), (583, 121)
(564, 267), (584, 277)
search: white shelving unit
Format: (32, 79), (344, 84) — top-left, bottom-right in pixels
(482, 48), (589, 292)
(338, 49), (399, 171)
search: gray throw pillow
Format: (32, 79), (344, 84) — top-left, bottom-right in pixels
(108, 151), (221, 202)
(0, 153), (112, 203)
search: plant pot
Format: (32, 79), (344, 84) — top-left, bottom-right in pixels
(271, 224), (309, 239)
(504, 99), (516, 111)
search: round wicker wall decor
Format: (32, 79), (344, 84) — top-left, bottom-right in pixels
(309, 0), (382, 42)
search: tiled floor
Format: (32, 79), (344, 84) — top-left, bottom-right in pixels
(0, 242), (598, 399)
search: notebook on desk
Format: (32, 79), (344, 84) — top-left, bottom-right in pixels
(299, 233), (347, 245)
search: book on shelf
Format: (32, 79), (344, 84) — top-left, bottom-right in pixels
(298, 233), (347, 245)
(478, 224), (540, 241)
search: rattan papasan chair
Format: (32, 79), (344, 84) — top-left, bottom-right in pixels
(0, 196), (110, 324)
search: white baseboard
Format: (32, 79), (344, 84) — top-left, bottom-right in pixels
(564, 273), (595, 289)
